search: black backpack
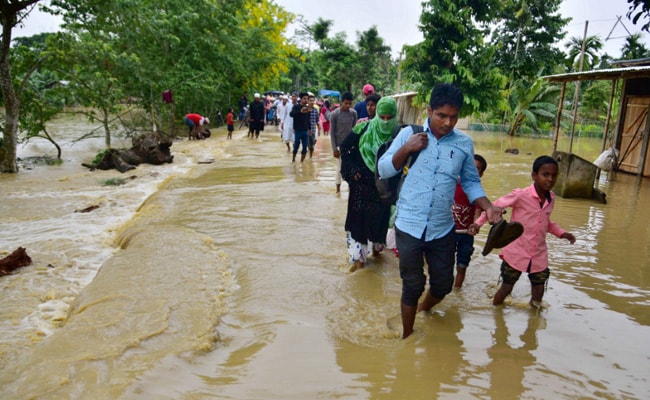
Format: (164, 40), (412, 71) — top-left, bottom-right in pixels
(374, 124), (425, 205)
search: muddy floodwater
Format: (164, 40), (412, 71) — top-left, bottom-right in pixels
(1, 117), (649, 399)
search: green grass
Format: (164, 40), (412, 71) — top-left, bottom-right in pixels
(101, 177), (128, 186)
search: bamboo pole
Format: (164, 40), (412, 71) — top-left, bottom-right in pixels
(569, 21), (590, 154)
(602, 79), (617, 152)
(595, 79), (618, 180)
(553, 82), (567, 153)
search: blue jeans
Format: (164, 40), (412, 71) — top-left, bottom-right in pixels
(183, 116), (195, 127)
(184, 116), (196, 133)
(293, 130), (309, 155)
(454, 233), (475, 267)
(396, 227), (455, 306)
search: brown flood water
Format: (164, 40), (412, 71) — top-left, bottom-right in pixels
(1, 121), (649, 399)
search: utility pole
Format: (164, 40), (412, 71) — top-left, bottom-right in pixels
(396, 48), (403, 93)
(569, 20), (589, 154)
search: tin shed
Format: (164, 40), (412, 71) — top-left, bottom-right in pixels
(544, 61), (650, 177)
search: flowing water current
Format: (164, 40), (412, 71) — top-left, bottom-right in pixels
(1, 117), (649, 399)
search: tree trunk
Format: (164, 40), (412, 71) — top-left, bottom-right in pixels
(41, 127), (62, 159)
(102, 107), (111, 148)
(0, 0), (40, 173)
(507, 114), (524, 137)
(169, 100), (175, 137)
(0, 57), (19, 171)
(0, 12), (19, 172)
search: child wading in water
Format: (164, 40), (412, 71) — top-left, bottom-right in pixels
(452, 154), (487, 288)
(226, 107), (234, 139)
(476, 155), (576, 307)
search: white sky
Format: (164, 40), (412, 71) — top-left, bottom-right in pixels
(14, 0), (650, 59)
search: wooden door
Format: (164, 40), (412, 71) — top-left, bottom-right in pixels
(618, 96), (650, 175)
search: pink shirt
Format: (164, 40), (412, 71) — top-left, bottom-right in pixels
(476, 184), (566, 273)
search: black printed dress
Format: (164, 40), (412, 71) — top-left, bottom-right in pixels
(339, 130), (391, 245)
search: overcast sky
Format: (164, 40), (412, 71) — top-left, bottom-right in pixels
(14, 0), (650, 59)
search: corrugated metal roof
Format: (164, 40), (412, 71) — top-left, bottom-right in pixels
(610, 57), (650, 67)
(543, 66), (650, 82)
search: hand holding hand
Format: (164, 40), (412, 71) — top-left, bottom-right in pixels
(468, 223), (480, 236)
(485, 206), (504, 225)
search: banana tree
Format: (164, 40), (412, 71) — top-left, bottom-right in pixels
(506, 77), (559, 136)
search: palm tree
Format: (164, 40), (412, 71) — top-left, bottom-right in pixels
(564, 35), (604, 71)
(620, 33), (649, 59)
(293, 17), (333, 51)
(311, 18), (333, 48)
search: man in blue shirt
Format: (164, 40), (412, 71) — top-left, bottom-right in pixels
(377, 83), (503, 339)
(354, 84), (374, 120)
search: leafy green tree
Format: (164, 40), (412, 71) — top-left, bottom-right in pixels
(11, 33), (65, 159)
(13, 31), (50, 48)
(44, 0), (294, 139)
(48, 29), (136, 148)
(236, 1), (295, 96)
(284, 17), (397, 96)
(17, 76), (66, 160)
(287, 15), (395, 96)
(45, 0), (160, 147)
(312, 32), (359, 92)
(401, 0), (507, 115)
(0, 0), (41, 173)
(627, 0), (650, 32)
(581, 79), (613, 123)
(620, 32), (649, 59)
(490, 0), (569, 80)
(284, 17), (327, 91)
(3, 0), (299, 170)
(355, 26), (394, 94)
(291, 16), (316, 51)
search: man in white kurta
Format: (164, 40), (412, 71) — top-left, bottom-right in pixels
(280, 93), (297, 152)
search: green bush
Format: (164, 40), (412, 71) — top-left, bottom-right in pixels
(92, 149), (107, 166)
(102, 177), (127, 186)
(580, 124), (604, 138)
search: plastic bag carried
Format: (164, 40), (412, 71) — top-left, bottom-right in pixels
(593, 147), (619, 171)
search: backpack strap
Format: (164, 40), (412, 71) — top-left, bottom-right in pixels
(392, 124), (424, 169)
(406, 124), (425, 167)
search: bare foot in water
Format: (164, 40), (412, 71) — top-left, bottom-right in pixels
(348, 260), (364, 272)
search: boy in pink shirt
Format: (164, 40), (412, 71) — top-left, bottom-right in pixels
(476, 155), (576, 307)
